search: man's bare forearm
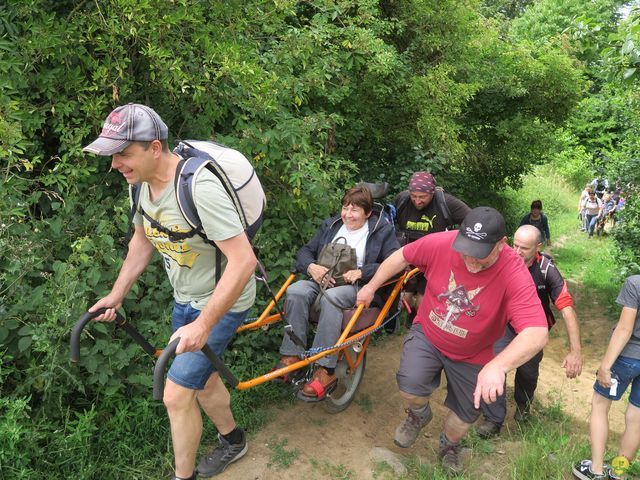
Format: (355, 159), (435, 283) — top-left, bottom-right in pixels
(487, 326), (548, 373)
(110, 226), (155, 299)
(197, 234), (257, 331)
(560, 306), (582, 353)
(365, 248), (410, 291)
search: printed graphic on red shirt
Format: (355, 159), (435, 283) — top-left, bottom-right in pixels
(429, 272), (482, 337)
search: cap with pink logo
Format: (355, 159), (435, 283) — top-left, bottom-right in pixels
(83, 103), (168, 156)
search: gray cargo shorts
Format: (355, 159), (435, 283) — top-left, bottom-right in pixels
(396, 323), (483, 424)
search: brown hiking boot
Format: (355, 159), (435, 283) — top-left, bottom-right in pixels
(393, 406), (433, 448)
(475, 419), (501, 439)
(438, 433), (463, 475)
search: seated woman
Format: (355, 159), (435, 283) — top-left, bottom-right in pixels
(277, 185), (400, 401)
(519, 199), (550, 245)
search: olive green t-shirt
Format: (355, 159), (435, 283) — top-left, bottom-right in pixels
(133, 169), (255, 311)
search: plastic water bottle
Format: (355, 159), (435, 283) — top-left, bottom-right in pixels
(609, 377), (618, 396)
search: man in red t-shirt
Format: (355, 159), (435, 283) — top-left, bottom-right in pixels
(357, 207), (548, 474)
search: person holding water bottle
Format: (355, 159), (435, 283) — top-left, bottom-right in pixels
(572, 275), (640, 480)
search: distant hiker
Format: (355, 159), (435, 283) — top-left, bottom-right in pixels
(276, 185), (399, 401)
(591, 176), (610, 199)
(357, 207), (548, 475)
(393, 171), (470, 319)
(476, 225), (583, 438)
(519, 199), (550, 245)
(572, 275), (640, 480)
(581, 190), (604, 238)
(600, 193), (617, 232)
(84, 104), (257, 480)
(578, 185), (593, 232)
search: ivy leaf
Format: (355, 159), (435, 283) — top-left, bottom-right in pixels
(18, 336), (32, 352)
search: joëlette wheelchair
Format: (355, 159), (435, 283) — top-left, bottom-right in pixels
(70, 182), (418, 414)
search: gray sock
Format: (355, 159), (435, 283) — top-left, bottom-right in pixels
(410, 404), (432, 419)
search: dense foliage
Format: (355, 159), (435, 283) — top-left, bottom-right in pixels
(0, 0), (637, 478)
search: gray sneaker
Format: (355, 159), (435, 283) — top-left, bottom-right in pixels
(438, 434), (463, 475)
(475, 419), (501, 439)
(197, 430), (248, 477)
(394, 406), (433, 448)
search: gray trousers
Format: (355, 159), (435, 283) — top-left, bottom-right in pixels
(279, 280), (357, 368)
(480, 326), (544, 425)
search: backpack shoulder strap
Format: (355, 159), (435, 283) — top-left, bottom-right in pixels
(129, 183), (142, 217)
(539, 252), (553, 281)
(174, 155), (210, 230)
(434, 187), (454, 229)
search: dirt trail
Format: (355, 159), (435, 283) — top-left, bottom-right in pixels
(224, 246), (626, 479)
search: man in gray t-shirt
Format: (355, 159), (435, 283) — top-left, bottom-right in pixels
(83, 104), (256, 480)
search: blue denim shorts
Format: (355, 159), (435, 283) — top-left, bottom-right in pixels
(593, 355), (640, 408)
(167, 301), (248, 390)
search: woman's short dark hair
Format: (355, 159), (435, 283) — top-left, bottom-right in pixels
(531, 200), (543, 210)
(342, 186), (373, 215)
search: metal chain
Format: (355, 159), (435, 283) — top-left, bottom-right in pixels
(303, 308), (402, 357)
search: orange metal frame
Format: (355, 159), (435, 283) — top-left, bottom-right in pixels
(233, 267), (420, 390)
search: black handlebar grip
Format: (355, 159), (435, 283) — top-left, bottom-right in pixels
(70, 308), (124, 362)
(152, 338), (239, 401)
(201, 344), (239, 389)
(153, 338), (180, 401)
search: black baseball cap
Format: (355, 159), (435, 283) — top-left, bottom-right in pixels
(452, 207), (506, 259)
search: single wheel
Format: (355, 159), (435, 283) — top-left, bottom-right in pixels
(323, 346), (366, 414)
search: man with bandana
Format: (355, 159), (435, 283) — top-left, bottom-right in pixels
(394, 172), (470, 319)
(357, 207), (548, 475)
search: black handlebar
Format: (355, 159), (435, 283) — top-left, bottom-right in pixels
(70, 308), (157, 362)
(152, 337), (238, 400)
(72, 309), (239, 401)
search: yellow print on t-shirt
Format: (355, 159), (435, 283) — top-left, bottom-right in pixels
(406, 214), (436, 232)
(144, 220), (199, 268)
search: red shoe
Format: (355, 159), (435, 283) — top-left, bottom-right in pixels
(297, 367), (337, 402)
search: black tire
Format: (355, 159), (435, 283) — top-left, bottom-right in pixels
(323, 347), (366, 414)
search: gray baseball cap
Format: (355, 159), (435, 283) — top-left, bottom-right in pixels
(83, 103), (168, 155)
(452, 207), (506, 259)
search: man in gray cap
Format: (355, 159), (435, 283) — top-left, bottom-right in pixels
(393, 172), (470, 321)
(357, 207), (548, 474)
(84, 104), (257, 479)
